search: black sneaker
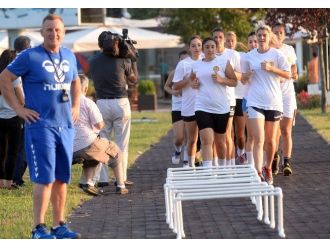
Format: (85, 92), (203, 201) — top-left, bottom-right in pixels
(272, 153), (281, 175)
(80, 184), (100, 196)
(97, 182), (110, 187)
(283, 161), (293, 176)
(195, 160), (202, 167)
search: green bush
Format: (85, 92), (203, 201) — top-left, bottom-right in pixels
(138, 80), (156, 95)
(295, 71), (308, 93)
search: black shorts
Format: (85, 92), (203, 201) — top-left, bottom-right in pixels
(171, 111), (183, 124)
(234, 99), (243, 117)
(195, 111), (230, 134)
(182, 115), (196, 122)
(229, 106), (235, 117)
(250, 107), (282, 122)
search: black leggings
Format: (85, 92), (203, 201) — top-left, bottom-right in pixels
(0, 116), (23, 180)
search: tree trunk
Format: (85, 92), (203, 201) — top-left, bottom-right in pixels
(319, 40), (327, 113)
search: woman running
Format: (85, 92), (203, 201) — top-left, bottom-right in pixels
(241, 31), (258, 166)
(172, 36), (203, 168)
(272, 23), (298, 176)
(212, 28), (241, 166)
(226, 31), (248, 165)
(241, 25), (290, 185)
(192, 37), (237, 167)
(164, 50), (189, 165)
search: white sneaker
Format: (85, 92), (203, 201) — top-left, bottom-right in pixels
(182, 161), (189, 168)
(171, 151), (181, 165)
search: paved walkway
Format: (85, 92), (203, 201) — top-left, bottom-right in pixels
(68, 113), (330, 239)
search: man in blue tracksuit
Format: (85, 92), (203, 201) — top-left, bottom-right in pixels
(0, 14), (81, 239)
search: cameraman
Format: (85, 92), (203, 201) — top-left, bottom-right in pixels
(89, 31), (137, 186)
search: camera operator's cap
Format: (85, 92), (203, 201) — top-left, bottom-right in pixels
(14, 35), (31, 52)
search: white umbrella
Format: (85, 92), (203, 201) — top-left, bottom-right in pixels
(62, 26), (184, 52)
(0, 30), (9, 51)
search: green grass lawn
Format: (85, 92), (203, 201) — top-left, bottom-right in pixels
(0, 111), (171, 239)
(299, 106), (330, 144)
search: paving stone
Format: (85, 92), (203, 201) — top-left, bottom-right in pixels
(68, 114), (330, 239)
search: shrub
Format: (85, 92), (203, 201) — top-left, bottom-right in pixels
(295, 71), (308, 93)
(297, 90), (321, 109)
(138, 80), (156, 95)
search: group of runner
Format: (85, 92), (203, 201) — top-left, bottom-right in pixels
(164, 23), (298, 185)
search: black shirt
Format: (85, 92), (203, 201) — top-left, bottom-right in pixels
(89, 53), (133, 99)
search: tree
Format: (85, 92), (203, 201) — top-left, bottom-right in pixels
(160, 9), (265, 44)
(265, 9), (330, 113)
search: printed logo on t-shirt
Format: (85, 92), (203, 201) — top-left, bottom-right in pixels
(42, 58), (70, 83)
(42, 58), (71, 91)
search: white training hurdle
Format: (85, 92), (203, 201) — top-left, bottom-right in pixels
(164, 165), (285, 239)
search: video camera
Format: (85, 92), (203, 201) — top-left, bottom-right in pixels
(98, 29), (139, 62)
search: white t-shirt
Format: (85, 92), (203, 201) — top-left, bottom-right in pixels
(240, 52), (251, 99)
(0, 78), (21, 119)
(169, 69), (182, 112)
(74, 95), (104, 152)
(241, 48), (290, 112)
(216, 48), (241, 106)
(171, 94), (182, 112)
(278, 44), (297, 97)
(173, 56), (201, 117)
(235, 52), (248, 99)
(192, 56), (230, 114)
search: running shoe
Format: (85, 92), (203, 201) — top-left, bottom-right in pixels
(171, 151), (181, 165)
(262, 167), (273, 185)
(51, 222), (81, 239)
(272, 152), (281, 175)
(237, 153), (248, 165)
(114, 180), (134, 187)
(182, 160), (189, 168)
(257, 171), (265, 182)
(79, 184), (101, 196)
(283, 161), (293, 176)
(115, 186), (129, 195)
(32, 224), (56, 239)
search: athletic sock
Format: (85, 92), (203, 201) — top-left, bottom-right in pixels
(183, 146), (188, 161)
(237, 148), (245, 156)
(246, 151), (254, 165)
(174, 145), (182, 153)
(203, 160), (212, 168)
(218, 159), (226, 166)
(213, 157), (219, 167)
